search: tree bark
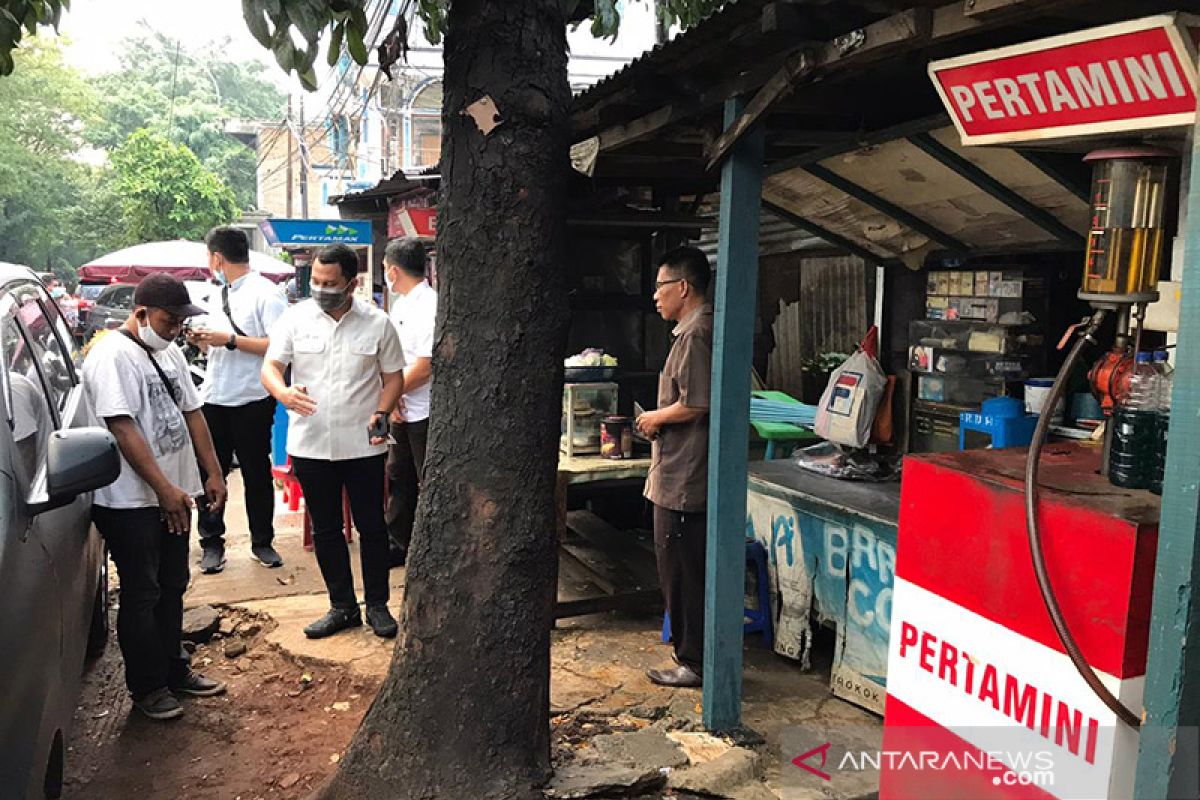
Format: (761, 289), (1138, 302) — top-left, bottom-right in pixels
(316, 1), (570, 798)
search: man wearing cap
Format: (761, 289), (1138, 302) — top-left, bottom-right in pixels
(188, 226), (288, 574)
(82, 274), (229, 721)
(262, 244), (406, 640)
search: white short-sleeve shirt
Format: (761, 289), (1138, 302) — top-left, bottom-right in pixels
(388, 280), (437, 423)
(82, 331), (204, 509)
(200, 271), (288, 407)
(266, 297), (405, 462)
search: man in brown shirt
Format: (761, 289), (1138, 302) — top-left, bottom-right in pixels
(637, 246), (713, 688)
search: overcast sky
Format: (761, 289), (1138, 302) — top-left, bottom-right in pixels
(60, 0), (284, 79)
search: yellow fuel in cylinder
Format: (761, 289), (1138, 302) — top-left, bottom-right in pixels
(1080, 148), (1172, 307)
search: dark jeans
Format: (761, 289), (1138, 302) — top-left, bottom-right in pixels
(385, 417), (429, 553)
(292, 454), (390, 610)
(92, 506), (191, 700)
(198, 397), (276, 550)
(653, 503), (708, 673)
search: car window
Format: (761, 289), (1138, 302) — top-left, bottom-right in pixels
(102, 285), (134, 310)
(80, 285), (104, 302)
(31, 283), (81, 368)
(11, 283), (75, 414)
(0, 308), (53, 483)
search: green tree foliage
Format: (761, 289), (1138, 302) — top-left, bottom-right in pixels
(89, 32), (286, 210)
(0, 36), (106, 280)
(110, 129), (239, 244)
(0, 0), (65, 74)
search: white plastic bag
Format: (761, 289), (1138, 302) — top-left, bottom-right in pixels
(813, 349), (887, 448)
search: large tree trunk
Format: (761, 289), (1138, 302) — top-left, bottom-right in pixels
(316, 1), (570, 798)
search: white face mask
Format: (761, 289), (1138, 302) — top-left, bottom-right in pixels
(138, 320), (174, 352)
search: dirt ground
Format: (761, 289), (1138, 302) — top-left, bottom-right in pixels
(65, 608), (381, 800)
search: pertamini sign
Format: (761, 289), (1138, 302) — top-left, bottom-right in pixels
(929, 14), (1199, 146)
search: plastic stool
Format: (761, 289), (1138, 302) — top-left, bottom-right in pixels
(958, 396), (1039, 451)
(662, 540), (774, 649)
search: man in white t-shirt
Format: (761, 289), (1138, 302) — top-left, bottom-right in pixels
(382, 238), (437, 566)
(262, 244), (406, 640)
(82, 274), (229, 721)
(188, 227), (288, 573)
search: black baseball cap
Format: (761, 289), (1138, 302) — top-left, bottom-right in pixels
(133, 274), (205, 317)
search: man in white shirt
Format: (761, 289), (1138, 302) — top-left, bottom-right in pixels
(262, 244), (406, 640)
(382, 238), (437, 566)
(189, 227), (288, 573)
(82, 274), (229, 721)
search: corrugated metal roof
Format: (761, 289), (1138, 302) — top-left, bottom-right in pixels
(695, 205), (828, 260)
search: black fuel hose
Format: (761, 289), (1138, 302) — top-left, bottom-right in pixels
(1024, 308), (1141, 729)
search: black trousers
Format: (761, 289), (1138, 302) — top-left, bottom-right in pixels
(385, 417), (429, 553)
(92, 506), (191, 700)
(653, 503), (708, 673)
(198, 396), (276, 549)
(292, 454), (390, 610)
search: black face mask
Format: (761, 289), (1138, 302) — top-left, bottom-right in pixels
(311, 284), (349, 312)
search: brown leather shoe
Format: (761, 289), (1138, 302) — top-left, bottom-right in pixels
(646, 664), (702, 687)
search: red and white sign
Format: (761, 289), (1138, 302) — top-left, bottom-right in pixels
(929, 14), (1199, 145)
(388, 206), (437, 239)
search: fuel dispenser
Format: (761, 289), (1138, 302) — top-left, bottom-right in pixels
(880, 18), (1190, 800)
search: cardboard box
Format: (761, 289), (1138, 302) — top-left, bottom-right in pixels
(936, 272), (951, 295)
(958, 298), (999, 322)
(909, 345), (935, 373)
(988, 271), (1003, 297)
(927, 272), (941, 295)
(975, 271), (990, 296)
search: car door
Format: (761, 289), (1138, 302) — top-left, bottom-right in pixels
(12, 282), (97, 648)
(0, 287), (68, 795)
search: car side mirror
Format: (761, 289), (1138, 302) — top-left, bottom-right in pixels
(29, 428), (121, 516)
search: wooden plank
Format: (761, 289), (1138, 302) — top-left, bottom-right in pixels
(761, 200), (889, 266)
(1133, 124), (1200, 798)
(706, 8), (933, 169)
(703, 98), (764, 733)
(554, 589), (663, 620)
(559, 540), (638, 597)
(566, 510), (660, 591)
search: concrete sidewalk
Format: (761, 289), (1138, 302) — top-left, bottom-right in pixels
(183, 472), (883, 800)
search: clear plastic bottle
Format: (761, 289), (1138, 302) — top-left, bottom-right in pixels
(1110, 351), (1159, 490)
(1151, 351), (1173, 496)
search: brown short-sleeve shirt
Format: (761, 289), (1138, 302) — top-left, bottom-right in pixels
(644, 305), (713, 513)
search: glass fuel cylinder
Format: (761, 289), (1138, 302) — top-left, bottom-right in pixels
(1081, 148), (1172, 306)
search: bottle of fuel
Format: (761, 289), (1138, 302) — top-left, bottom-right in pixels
(1109, 351), (1159, 490)
(1149, 350), (1173, 496)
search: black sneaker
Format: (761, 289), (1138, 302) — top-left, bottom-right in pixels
(303, 607), (362, 639)
(170, 670), (227, 697)
(251, 544), (284, 568)
(388, 546), (407, 568)
(366, 605), (398, 639)
(199, 547), (226, 574)
(133, 687), (183, 720)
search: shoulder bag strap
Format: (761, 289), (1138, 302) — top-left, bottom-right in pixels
(118, 329), (181, 407)
(221, 284), (248, 337)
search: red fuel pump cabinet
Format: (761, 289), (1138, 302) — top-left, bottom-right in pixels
(881, 444), (1158, 800)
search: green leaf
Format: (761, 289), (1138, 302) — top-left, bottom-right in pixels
(346, 23), (367, 65)
(590, 0), (619, 40)
(349, 3), (367, 33)
(326, 21), (344, 66)
(298, 65), (317, 91)
(271, 32), (295, 71)
(242, 0), (274, 48)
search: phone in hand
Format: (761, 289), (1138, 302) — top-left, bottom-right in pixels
(368, 413), (389, 441)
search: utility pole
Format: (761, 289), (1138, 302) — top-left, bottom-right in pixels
(286, 94), (294, 218)
(299, 93), (310, 220)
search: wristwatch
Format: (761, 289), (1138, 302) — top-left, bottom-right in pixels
(225, 334), (238, 351)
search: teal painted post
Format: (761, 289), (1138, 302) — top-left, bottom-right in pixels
(702, 97), (764, 732)
(1134, 132), (1200, 797)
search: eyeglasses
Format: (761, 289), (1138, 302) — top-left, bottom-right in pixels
(655, 278), (685, 290)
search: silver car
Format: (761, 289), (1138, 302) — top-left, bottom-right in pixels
(0, 264), (120, 798)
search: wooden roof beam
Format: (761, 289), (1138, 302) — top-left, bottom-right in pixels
(906, 132), (1085, 245)
(707, 0), (1093, 170)
(762, 200), (891, 266)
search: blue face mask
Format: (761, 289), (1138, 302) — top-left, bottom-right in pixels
(50, 286), (66, 298)
(212, 269), (227, 286)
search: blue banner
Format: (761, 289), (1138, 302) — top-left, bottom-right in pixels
(260, 218), (373, 246)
